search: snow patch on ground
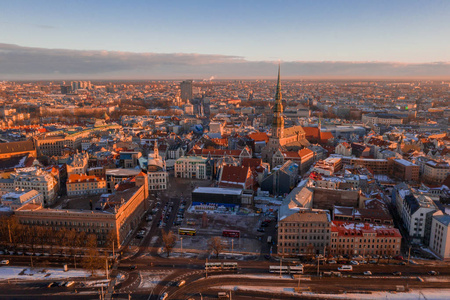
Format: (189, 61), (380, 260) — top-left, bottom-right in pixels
(209, 274), (294, 280)
(219, 285), (450, 299)
(138, 270), (172, 289)
(83, 279), (110, 288)
(0, 267), (92, 281)
(423, 276), (450, 282)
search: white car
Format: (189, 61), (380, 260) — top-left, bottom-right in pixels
(350, 260), (359, 265)
(363, 271), (372, 276)
(160, 292), (169, 300)
(0, 260), (9, 265)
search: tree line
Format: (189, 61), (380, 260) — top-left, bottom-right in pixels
(0, 216), (116, 274)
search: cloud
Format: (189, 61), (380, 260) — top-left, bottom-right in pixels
(34, 24), (56, 29)
(0, 43), (449, 80)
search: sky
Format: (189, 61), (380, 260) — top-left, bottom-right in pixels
(1, 0), (450, 80)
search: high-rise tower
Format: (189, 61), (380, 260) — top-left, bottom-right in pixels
(272, 65), (284, 138)
(180, 80), (193, 102)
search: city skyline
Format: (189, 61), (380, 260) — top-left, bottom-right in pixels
(1, 0), (450, 79)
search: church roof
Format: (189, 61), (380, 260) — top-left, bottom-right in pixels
(283, 125), (306, 137)
(303, 127), (320, 139)
(248, 132), (269, 142)
(0, 140), (35, 155)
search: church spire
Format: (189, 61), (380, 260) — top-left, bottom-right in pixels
(275, 64), (282, 103)
(272, 64), (284, 138)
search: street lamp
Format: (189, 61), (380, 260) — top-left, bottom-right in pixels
(180, 237), (183, 257)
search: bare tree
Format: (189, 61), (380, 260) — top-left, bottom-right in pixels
(57, 228), (68, 256)
(106, 230), (118, 258)
(82, 234), (103, 275)
(66, 229), (78, 257)
(208, 236), (226, 258)
(161, 230), (177, 257)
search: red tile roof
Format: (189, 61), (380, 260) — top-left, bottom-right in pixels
(190, 148), (242, 157)
(303, 127), (320, 139)
(248, 132), (269, 142)
(331, 221), (401, 237)
(219, 165), (252, 189)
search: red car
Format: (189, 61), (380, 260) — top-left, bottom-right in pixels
(393, 255), (404, 261)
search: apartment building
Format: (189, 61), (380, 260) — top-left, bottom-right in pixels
(394, 184), (439, 244)
(10, 167), (58, 206)
(66, 174), (107, 196)
(423, 160), (450, 184)
(311, 157), (342, 176)
(35, 132), (89, 156)
(1, 190), (43, 210)
(429, 214), (450, 260)
(393, 159), (419, 182)
(277, 209), (331, 256)
(105, 168), (142, 193)
(339, 156), (389, 175)
(272, 148), (315, 175)
(335, 142), (352, 156)
(362, 113), (403, 126)
(16, 183), (148, 246)
(260, 160), (299, 195)
(66, 152), (89, 176)
(330, 222), (401, 256)
(175, 156), (210, 180)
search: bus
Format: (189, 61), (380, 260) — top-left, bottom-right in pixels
(178, 228), (196, 236)
(222, 262), (238, 271)
(269, 265), (289, 273)
(222, 229), (240, 238)
(267, 236), (272, 244)
(337, 265), (353, 272)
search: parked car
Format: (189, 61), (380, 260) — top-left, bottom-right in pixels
(363, 271), (372, 276)
(160, 292), (169, 300)
(0, 260), (9, 265)
(350, 260), (359, 265)
(129, 265), (137, 270)
(428, 271), (439, 276)
(369, 260), (377, 264)
(393, 271), (402, 276)
(394, 255), (404, 260)
(47, 282), (58, 288)
(328, 260), (337, 264)
(257, 228), (265, 233)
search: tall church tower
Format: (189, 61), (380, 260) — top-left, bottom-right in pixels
(272, 65), (284, 138)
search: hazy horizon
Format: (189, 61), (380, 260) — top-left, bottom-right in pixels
(1, 0), (449, 80)
(1, 43), (450, 81)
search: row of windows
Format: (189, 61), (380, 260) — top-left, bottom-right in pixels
(280, 235), (329, 240)
(280, 222), (328, 228)
(22, 219), (114, 228)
